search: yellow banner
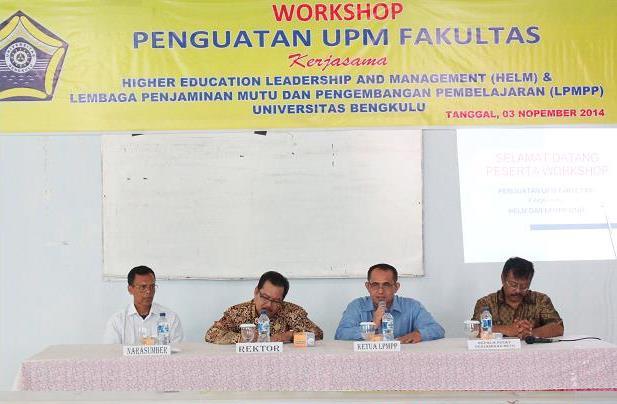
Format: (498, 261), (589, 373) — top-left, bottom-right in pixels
(0, 0), (615, 132)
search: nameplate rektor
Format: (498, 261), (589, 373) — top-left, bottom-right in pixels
(354, 341), (401, 352)
(467, 338), (521, 351)
(235, 342), (284, 354)
(123, 345), (171, 356)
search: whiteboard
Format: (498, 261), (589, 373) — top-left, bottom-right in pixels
(102, 129), (423, 279)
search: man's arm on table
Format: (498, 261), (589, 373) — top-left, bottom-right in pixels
(486, 319), (564, 339)
(205, 320), (241, 344)
(289, 307), (324, 340)
(205, 308), (242, 344)
(270, 330), (294, 342)
(492, 320), (531, 338)
(399, 302), (445, 343)
(533, 294), (564, 338)
(334, 300), (363, 340)
(498, 294), (564, 338)
(398, 330), (422, 344)
(532, 321), (564, 338)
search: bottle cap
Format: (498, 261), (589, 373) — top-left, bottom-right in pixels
(260, 309), (267, 315)
(160, 312), (166, 317)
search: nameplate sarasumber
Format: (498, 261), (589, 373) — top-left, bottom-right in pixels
(123, 345), (171, 356)
(467, 338), (521, 350)
(354, 341), (401, 352)
(235, 342), (284, 354)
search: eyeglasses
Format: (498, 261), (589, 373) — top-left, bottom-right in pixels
(504, 280), (529, 292)
(258, 292), (283, 306)
(368, 282), (395, 291)
(133, 284), (158, 293)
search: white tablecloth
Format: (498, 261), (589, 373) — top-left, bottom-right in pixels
(14, 338), (617, 392)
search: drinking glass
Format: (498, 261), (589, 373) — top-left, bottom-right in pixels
(463, 320), (480, 339)
(139, 327), (156, 345)
(240, 323), (256, 343)
(360, 322), (376, 341)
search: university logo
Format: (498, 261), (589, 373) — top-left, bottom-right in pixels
(0, 11), (68, 101)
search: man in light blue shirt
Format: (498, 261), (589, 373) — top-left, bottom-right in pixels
(335, 263), (445, 343)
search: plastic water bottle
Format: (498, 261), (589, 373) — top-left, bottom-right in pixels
(379, 301), (394, 341)
(257, 309), (271, 342)
(157, 312), (170, 345)
(480, 306), (493, 339)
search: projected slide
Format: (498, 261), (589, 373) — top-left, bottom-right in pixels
(458, 127), (617, 262)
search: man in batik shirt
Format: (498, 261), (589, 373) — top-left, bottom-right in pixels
(205, 271), (323, 344)
(472, 257), (564, 339)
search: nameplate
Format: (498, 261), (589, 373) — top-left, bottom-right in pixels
(123, 345), (170, 356)
(467, 338), (521, 350)
(235, 342), (284, 354)
(354, 341), (401, 352)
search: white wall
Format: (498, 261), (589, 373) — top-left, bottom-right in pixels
(1, 131), (616, 389)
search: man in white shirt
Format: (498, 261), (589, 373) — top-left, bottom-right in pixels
(103, 266), (183, 344)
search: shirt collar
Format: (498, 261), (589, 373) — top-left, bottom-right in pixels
(127, 302), (160, 318)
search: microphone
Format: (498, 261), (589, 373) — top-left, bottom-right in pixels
(524, 336), (559, 344)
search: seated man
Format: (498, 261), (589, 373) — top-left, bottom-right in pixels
(472, 257), (564, 339)
(104, 265), (184, 344)
(335, 263), (445, 343)
(205, 271), (323, 344)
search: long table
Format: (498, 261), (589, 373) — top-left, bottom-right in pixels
(14, 338), (617, 392)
